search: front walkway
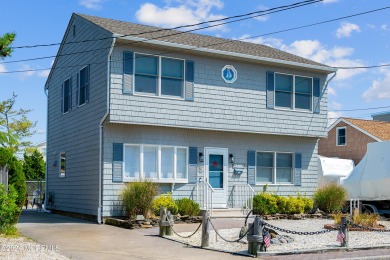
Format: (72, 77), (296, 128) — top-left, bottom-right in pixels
(17, 211), (247, 260)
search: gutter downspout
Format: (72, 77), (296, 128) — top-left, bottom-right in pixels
(98, 37), (116, 224)
(44, 87), (49, 211)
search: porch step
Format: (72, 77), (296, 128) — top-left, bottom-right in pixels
(210, 208), (254, 218)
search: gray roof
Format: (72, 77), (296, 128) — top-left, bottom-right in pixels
(77, 13), (332, 71)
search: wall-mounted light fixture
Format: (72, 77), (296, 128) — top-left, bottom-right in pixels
(229, 154), (234, 164)
(199, 152), (204, 163)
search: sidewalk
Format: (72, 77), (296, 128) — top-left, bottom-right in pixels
(17, 211), (248, 260)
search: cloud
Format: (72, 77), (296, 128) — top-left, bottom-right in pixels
(381, 24), (389, 31)
(327, 86), (336, 96)
(336, 22), (361, 39)
(328, 111), (343, 126)
(322, 0), (338, 3)
(238, 37), (366, 81)
(362, 67), (390, 101)
(18, 64), (51, 79)
(135, 0), (227, 31)
(0, 64), (7, 73)
(252, 5), (269, 22)
(79, 0), (104, 10)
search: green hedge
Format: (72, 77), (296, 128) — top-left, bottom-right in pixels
(253, 193), (314, 215)
(176, 198), (200, 216)
(0, 184), (21, 235)
(152, 193), (178, 216)
(313, 183), (347, 213)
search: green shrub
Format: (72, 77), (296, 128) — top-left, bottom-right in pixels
(0, 184), (21, 235)
(152, 193), (178, 216)
(176, 198), (200, 216)
(120, 180), (158, 218)
(0, 148), (26, 208)
(253, 193), (278, 215)
(313, 183), (347, 213)
(287, 196), (305, 214)
(253, 192), (314, 215)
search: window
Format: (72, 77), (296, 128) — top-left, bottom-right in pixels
(134, 53), (184, 98)
(256, 152), (293, 184)
(59, 152), (66, 178)
(62, 78), (72, 113)
(336, 127), (346, 146)
(123, 144), (188, 182)
(274, 73), (313, 111)
(78, 66), (89, 106)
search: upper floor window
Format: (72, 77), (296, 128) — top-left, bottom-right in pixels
(256, 151), (293, 184)
(134, 53), (184, 98)
(78, 66), (90, 106)
(336, 127), (346, 146)
(62, 78), (72, 114)
(274, 73), (313, 111)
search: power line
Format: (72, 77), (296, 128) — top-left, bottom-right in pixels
(2, 0), (322, 65)
(12, 0), (322, 50)
(2, 6), (390, 74)
(331, 105), (390, 112)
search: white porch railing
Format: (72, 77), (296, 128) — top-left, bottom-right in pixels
(232, 184), (255, 215)
(194, 181), (214, 216)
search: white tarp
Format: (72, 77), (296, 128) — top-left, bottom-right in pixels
(341, 141), (390, 200)
(318, 156), (354, 186)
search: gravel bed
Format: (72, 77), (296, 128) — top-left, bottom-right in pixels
(169, 219), (390, 255)
(0, 236), (68, 260)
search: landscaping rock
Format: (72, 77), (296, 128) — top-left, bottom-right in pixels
(136, 215), (145, 221)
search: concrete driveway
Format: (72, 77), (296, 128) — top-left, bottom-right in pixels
(17, 211), (248, 260)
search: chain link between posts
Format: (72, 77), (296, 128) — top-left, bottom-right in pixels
(347, 220), (390, 233)
(166, 216), (203, 239)
(260, 219), (335, 235)
(207, 217), (254, 243)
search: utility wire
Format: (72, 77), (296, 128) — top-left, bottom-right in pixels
(2, 0), (322, 65)
(12, 0), (322, 49)
(1, 6), (390, 73)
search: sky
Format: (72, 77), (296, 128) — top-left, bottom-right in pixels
(1, 0), (390, 145)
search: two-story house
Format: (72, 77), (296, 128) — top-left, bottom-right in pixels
(45, 13), (336, 222)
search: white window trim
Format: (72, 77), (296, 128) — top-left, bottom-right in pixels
(59, 152), (66, 178)
(255, 151), (294, 185)
(62, 77), (71, 115)
(274, 72), (313, 112)
(336, 126), (347, 146)
(123, 144), (188, 183)
(78, 65), (89, 107)
(133, 52), (186, 100)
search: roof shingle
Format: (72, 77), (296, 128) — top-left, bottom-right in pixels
(76, 13), (332, 70)
(343, 118), (390, 141)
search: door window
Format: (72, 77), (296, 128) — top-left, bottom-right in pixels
(209, 154), (223, 189)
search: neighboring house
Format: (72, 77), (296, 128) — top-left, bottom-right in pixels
(45, 13), (336, 222)
(372, 111), (390, 122)
(318, 117), (390, 165)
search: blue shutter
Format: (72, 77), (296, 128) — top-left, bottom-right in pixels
(86, 65), (90, 102)
(76, 73), (79, 107)
(61, 84), (64, 114)
(185, 60), (195, 101)
(266, 71), (275, 109)
(113, 143), (124, 182)
(313, 78), (320, 114)
(188, 147), (198, 184)
(294, 153), (302, 186)
(69, 78), (73, 111)
(247, 150), (256, 185)
(123, 51), (134, 94)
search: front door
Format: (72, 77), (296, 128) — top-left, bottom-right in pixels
(205, 148), (228, 208)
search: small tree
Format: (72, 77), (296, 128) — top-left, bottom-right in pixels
(0, 93), (36, 153)
(0, 32), (16, 59)
(0, 148), (26, 208)
(23, 149), (45, 181)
